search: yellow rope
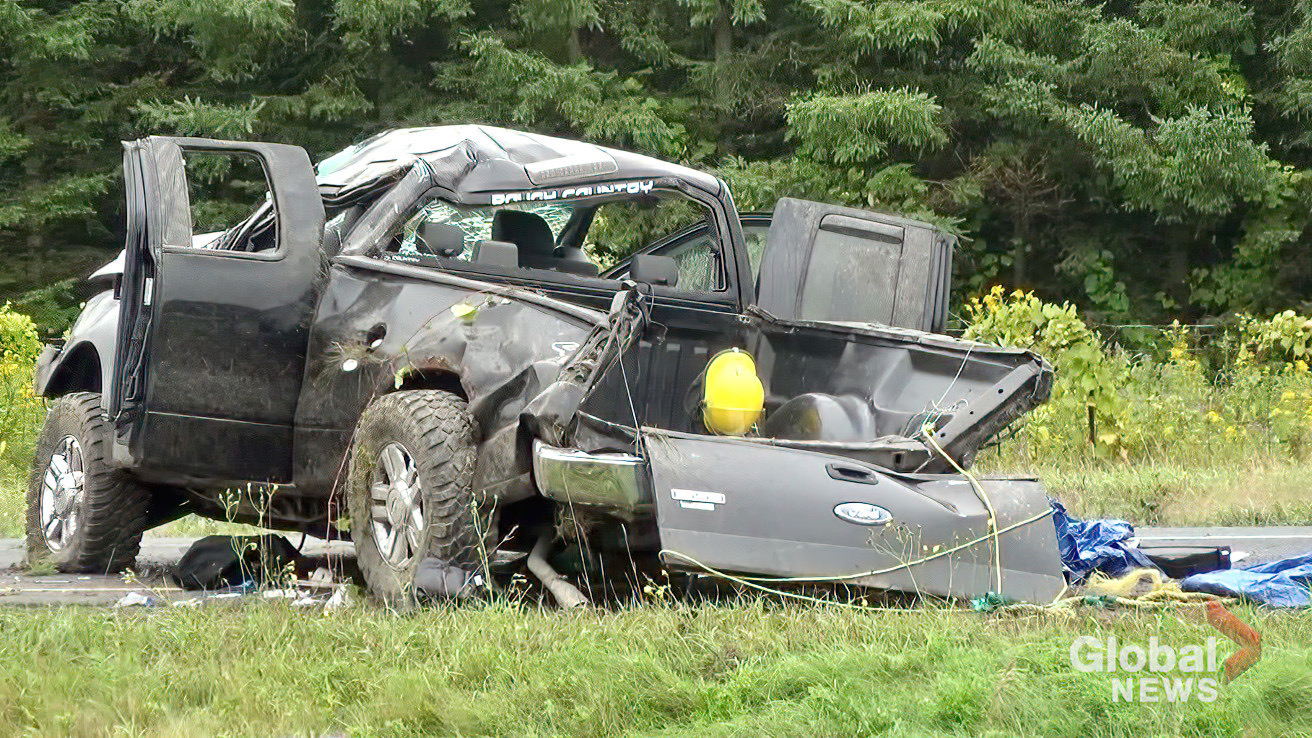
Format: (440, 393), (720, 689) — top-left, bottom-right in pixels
(661, 548), (1227, 616)
(654, 554), (927, 613)
(921, 425), (1003, 594)
(1085, 568), (1169, 598)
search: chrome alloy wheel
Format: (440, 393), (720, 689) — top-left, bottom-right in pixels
(370, 442), (426, 569)
(40, 435), (85, 551)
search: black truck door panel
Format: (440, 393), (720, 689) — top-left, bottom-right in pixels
(755, 198), (953, 333)
(112, 136), (325, 482)
(506, 282), (745, 433)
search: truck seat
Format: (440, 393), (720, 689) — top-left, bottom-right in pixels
(492, 210), (598, 276)
(493, 210), (557, 270)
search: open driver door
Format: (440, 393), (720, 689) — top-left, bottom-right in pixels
(110, 137), (324, 483)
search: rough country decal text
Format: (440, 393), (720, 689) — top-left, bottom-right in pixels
(491, 180), (655, 206)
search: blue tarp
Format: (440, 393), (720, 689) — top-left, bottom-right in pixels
(1181, 552), (1312, 608)
(1051, 501), (1157, 583)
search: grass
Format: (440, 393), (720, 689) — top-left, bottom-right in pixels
(0, 601), (1309, 736)
(1026, 460), (1312, 527)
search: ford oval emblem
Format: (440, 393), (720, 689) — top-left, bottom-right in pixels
(833, 502), (892, 526)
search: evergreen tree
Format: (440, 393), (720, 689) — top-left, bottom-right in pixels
(4, 0), (1312, 331)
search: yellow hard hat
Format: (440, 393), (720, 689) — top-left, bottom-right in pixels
(702, 349), (764, 436)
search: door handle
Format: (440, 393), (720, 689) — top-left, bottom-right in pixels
(826, 463), (879, 485)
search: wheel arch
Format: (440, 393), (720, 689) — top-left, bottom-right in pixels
(390, 366), (468, 400)
(41, 342), (103, 397)
(36, 289), (118, 400)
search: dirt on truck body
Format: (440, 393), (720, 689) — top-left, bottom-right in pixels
(30, 125), (1063, 605)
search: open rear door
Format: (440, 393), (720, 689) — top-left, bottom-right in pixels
(644, 428), (1064, 603)
(110, 136), (324, 482)
(754, 198), (952, 333)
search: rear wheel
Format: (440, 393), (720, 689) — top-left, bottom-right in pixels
(26, 392), (150, 573)
(346, 390), (484, 607)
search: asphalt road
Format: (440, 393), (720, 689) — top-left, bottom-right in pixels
(0, 537), (352, 607)
(1135, 526), (1312, 567)
(1, 527), (1310, 607)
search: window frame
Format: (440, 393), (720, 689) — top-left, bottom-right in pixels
(160, 151), (288, 262)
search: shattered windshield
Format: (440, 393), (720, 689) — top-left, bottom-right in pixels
(396, 201), (575, 261)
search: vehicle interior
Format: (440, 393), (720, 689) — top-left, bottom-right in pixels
(603, 214), (772, 289)
(379, 191), (726, 293)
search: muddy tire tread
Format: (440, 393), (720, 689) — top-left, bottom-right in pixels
(347, 390), (482, 606)
(25, 392), (150, 573)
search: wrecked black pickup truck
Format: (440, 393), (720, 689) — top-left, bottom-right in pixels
(29, 126), (1063, 604)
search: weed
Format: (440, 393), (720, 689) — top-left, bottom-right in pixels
(23, 555), (56, 575)
(0, 603), (1305, 736)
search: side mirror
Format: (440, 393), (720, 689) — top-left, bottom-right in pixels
(472, 239), (519, 267)
(417, 221), (466, 257)
(631, 254), (679, 287)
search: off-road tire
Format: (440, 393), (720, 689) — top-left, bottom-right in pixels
(25, 392), (150, 573)
(347, 390), (483, 608)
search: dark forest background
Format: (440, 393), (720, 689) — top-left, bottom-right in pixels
(5, 0), (1312, 332)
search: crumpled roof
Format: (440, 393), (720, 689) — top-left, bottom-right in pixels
(313, 125), (720, 198)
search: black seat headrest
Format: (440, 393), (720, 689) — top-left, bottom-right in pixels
(492, 210), (555, 268)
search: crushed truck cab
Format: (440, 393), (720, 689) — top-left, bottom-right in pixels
(31, 126), (1062, 604)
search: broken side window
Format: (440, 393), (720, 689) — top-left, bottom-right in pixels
(182, 151), (279, 253)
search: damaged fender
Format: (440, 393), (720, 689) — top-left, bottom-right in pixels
(294, 257), (605, 499)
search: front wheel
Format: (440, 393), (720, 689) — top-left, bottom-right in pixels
(346, 390), (485, 607)
(26, 392), (151, 573)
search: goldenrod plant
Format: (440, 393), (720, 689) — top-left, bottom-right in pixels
(968, 287), (1312, 476)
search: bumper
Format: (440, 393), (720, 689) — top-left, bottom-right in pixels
(531, 440), (649, 510)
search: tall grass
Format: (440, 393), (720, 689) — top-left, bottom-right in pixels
(0, 305), (45, 538)
(965, 291), (1312, 526)
(982, 344), (1312, 472)
(0, 601), (1309, 736)
(968, 288), (1312, 470)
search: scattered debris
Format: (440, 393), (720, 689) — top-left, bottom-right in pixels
(1182, 552), (1312, 608)
(1052, 501), (1157, 583)
(323, 585), (352, 612)
(1140, 545), (1231, 579)
(307, 567), (334, 587)
(414, 557), (479, 598)
(113, 591), (164, 608)
(172, 535), (304, 591)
